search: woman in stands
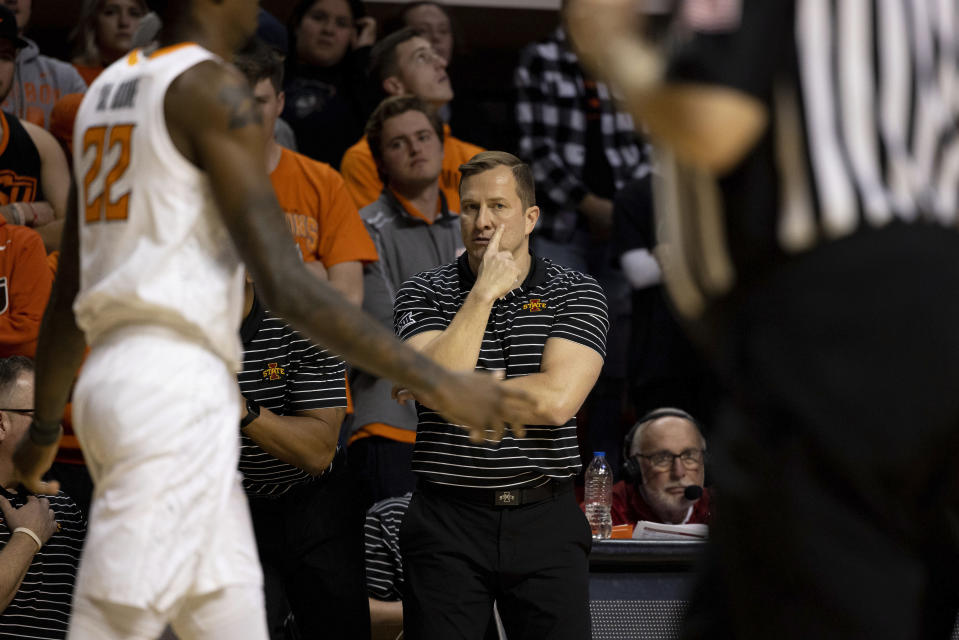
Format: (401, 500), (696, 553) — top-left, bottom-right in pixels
(71, 0), (146, 85)
(283, 0), (378, 168)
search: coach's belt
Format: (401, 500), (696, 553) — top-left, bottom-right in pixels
(419, 479), (573, 507)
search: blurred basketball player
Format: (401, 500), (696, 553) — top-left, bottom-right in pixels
(14, 1), (533, 637)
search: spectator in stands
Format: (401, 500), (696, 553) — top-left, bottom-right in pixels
(390, 1), (492, 148)
(236, 41), (377, 306)
(0, 6), (70, 253)
(283, 0), (377, 168)
(70, 0), (146, 85)
(0, 357), (85, 639)
(348, 95), (462, 503)
(256, 8), (298, 151)
(238, 276), (369, 640)
(394, 152), (607, 639)
(340, 27), (482, 211)
(515, 0), (648, 263)
(0, 0), (87, 129)
(616, 408), (712, 526)
(395, 2), (452, 64)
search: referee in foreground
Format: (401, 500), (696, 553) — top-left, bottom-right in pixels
(568, 1), (959, 638)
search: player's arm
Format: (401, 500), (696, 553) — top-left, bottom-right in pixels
(242, 406), (343, 476)
(21, 121), (70, 252)
(166, 62), (535, 438)
(565, 0), (767, 174)
(15, 183), (85, 495)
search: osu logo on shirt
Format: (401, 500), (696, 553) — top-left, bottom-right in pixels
(523, 298), (547, 313)
(0, 171), (38, 204)
(262, 362), (285, 381)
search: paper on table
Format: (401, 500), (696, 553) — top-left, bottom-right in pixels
(632, 521), (708, 540)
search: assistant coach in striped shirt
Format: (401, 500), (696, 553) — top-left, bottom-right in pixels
(236, 278), (368, 640)
(393, 151), (608, 640)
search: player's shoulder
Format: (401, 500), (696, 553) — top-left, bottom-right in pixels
(167, 57), (245, 104)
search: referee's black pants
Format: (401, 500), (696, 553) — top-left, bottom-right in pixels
(400, 485), (592, 640)
(683, 224), (959, 640)
(247, 454), (371, 640)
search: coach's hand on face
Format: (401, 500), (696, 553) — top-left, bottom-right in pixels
(473, 225), (522, 302)
(0, 494), (58, 547)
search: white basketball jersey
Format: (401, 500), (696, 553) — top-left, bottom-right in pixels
(73, 44), (245, 368)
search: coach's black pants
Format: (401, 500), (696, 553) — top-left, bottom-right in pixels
(400, 485), (591, 640)
(247, 456), (371, 640)
(683, 224), (959, 640)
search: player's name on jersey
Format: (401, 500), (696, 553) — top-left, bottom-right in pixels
(94, 78), (140, 112)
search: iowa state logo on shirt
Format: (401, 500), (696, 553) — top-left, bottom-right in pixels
(523, 298), (547, 313)
(262, 362), (285, 381)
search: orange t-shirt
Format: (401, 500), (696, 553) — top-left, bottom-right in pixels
(72, 64), (103, 87)
(270, 147), (378, 267)
(339, 124), (484, 212)
(0, 214), (52, 358)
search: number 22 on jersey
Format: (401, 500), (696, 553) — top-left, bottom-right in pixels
(82, 124), (135, 224)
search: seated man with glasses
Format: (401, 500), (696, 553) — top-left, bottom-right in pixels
(615, 407), (712, 525)
(0, 356), (85, 639)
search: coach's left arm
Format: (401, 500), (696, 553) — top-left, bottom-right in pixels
(500, 338), (604, 426)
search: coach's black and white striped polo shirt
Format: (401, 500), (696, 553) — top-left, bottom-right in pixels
(0, 487), (85, 639)
(394, 252), (608, 490)
(657, 0), (959, 318)
(238, 293), (347, 497)
(364, 493), (411, 601)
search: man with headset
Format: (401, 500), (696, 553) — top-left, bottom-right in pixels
(614, 408), (712, 526)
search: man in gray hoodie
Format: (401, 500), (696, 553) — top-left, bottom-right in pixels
(1, 0), (87, 130)
(348, 95), (462, 503)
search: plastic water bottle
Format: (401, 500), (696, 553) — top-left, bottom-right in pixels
(585, 452), (613, 539)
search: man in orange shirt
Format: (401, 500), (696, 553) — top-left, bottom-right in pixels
(339, 27), (482, 212)
(236, 40), (376, 306)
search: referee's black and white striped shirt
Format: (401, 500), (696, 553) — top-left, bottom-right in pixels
(0, 488), (84, 640)
(659, 0), (959, 318)
(238, 293), (347, 497)
(364, 493), (411, 601)
(394, 253), (608, 490)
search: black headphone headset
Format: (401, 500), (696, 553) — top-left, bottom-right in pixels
(622, 407), (702, 485)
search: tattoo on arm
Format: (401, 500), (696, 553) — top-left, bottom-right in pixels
(217, 85), (263, 130)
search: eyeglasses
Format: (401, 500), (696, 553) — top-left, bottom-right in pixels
(636, 448), (705, 470)
(0, 408), (35, 417)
